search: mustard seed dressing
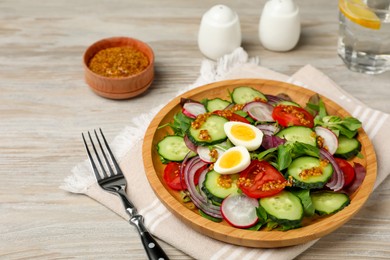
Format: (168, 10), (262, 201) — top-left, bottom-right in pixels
(88, 46), (149, 78)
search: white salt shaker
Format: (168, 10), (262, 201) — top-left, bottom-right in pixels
(259, 0), (300, 52)
(198, 5), (241, 60)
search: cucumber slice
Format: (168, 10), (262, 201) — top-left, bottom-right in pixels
(201, 170), (239, 205)
(259, 190), (303, 226)
(335, 135), (361, 160)
(276, 100), (300, 107)
(287, 156), (333, 189)
(276, 126), (316, 146)
(231, 86), (267, 104)
(187, 115), (228, 145)
(157, 135), (194, 161)
(206, 98), (231, 112)
(311, 191), (350, 215)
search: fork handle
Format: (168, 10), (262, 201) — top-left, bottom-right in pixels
(130, 215), (170, 260)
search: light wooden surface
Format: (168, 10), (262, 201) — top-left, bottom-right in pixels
(1, 0), (389, 259)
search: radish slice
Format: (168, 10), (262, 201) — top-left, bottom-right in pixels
(315, 126), (338, 154)
(243, 101), (274, 122)
(197, 145), (225, 163)
(182, 102), (207, 119)
(221, 194), (259, 228)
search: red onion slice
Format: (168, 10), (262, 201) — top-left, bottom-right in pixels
(184, 134), (197, 152)
(321, 148), (345, 191)
(243, 101), (274, 122)
(181, 155), (222, 218)
(256, 124), (280, 136)
(197, 168), (209, 199)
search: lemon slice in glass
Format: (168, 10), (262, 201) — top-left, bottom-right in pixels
(339, 0), (381, 30)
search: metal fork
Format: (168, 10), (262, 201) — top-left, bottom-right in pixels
(82, 129), (169, 260)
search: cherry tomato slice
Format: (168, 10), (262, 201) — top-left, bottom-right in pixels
(163, 161), (207, 190)
(163, 162), (186, 190)
(213, 110), (250, 123)
(237, 160), (287, 198)
(272, 105), (314, 128)
(335, 158), (355, 188)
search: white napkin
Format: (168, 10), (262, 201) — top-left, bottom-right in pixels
(62, 48), (389, 260)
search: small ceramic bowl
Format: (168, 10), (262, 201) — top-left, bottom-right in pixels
(83, 37), (154, 99)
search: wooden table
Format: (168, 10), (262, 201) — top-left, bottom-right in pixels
(2, 0), (389, 259)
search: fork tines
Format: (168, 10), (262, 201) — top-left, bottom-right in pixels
(82, 128), (122, 181)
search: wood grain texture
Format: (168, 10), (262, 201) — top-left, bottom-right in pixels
(143, 79), (377, 248)
(1, 0), (389, 259)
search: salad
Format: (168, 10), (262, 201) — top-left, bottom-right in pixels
(157, 86), (366, 231)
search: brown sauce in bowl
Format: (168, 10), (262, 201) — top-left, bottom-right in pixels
(88, 46), (149, 78)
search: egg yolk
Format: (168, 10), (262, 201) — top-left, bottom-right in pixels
(219, 150), (242, 169)
(231, 125), (256, 141)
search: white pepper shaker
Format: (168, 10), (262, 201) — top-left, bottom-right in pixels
(259, 0), (301, 52)
(198, 5), (242, 60)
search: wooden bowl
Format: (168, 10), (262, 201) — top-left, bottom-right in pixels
(142, 79), (377, 248)
(83, 37), (154, 99)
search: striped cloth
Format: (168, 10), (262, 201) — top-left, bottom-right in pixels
(62, 48), (389, 260)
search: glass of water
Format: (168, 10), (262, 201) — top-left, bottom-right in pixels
(338, 0), (390, 74)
